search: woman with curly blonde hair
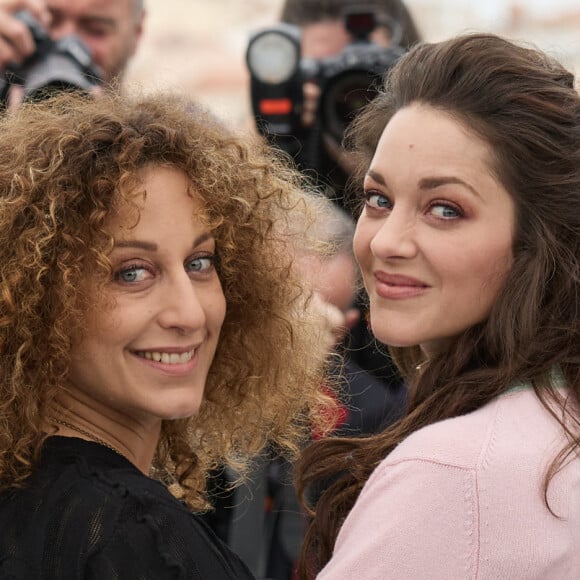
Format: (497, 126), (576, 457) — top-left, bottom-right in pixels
(0, 90), (332, 578)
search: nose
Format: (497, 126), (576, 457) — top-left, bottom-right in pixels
(157, 273), (208, 333)
(369, 208), (418, 261)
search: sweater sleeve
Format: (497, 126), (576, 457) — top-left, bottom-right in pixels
(317, 458), (480, 580)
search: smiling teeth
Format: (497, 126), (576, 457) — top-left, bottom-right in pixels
(137, 351), (194, 364)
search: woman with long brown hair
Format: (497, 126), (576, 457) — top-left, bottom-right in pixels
(297, 33), (580, 579)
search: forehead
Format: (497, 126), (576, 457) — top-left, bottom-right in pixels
(374, 104), (494, 172)
(46, 0), (137, 18)
(300, 19), (352, 59)
(113, 164), (203, 216)
(300, 18), (393, 59)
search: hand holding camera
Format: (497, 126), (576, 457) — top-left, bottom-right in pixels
(0, 0), (51, 70)
(0, 4), (102, 109)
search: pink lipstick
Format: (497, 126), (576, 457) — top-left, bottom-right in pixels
(373, 271), (430, 300)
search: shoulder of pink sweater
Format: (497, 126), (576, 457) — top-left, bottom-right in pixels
(381, 389), (563, 473)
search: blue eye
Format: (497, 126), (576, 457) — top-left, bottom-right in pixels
(430, 203), (462, 219)
(115, 265), (150, 283)
(365, 191), (392, 210)
(186, 255), (215, 274)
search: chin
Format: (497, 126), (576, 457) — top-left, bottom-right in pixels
(157, 399), (204, 421)
(370, 323), (420, 348)
(376, 338), (418, 349)
(162, 409), (201, 421)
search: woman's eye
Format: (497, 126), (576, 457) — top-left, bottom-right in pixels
(115, 265), (151, 283)
(429, 203), (462, 219)
(365, 191), (392, 210)
(186, 255), (215, 274)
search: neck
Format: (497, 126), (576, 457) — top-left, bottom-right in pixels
(49, 415), (130, 459)
(420, 337), (453, 360)
(49, 393), (161, 475)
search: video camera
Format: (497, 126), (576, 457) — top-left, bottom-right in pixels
(0, 11), (102, 106)
(246, 9), (405, 197)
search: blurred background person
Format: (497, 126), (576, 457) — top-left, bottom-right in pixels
(278, 0), (422, 211)
(0, 0), (145, 108)
(281, 0), (421, 193)
(246, 0), (421, 433)
(105, 1), (580, 134)
(246, 0), (422, 211)
(293, 199), (407, 436)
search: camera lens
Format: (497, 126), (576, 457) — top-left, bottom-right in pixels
(22, 50), (100, 102)
(321, 71), (379, 142)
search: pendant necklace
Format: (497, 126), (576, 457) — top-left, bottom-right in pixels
(415, 360), (429, 373)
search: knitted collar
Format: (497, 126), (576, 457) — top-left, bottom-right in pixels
(504, 366), (565, 395)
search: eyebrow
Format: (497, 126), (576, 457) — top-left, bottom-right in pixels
(113, 233), (214, 252)
(49, 8), (117, 31)
(78, 16), (117, 30)
(366, 169), (386, 186)
(366, 170), (482, 200)
(418, 176), (482, 199)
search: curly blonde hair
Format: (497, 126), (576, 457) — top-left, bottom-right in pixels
(0, 90), (334, 510)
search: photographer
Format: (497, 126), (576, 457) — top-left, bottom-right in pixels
(0, 0), (145, 109)
(279, 0), (422, 211)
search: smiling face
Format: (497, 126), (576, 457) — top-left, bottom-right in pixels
(353, 104), (515, 357)
(66, 165), (226, 429)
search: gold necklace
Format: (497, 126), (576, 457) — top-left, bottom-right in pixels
(49, 417), (128, 461)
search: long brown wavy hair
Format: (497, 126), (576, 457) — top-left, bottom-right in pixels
(0, 90), (336, 511)
(296, 33), (580, 577)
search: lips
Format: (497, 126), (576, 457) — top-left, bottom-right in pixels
(373, 271), (430, 300)
(132, 347), (197, 365)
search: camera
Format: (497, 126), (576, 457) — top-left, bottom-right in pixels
(246, 9), (405, 195)
(0, 11), (102, 106)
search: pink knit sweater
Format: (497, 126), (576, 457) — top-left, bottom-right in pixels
(317, 388), (580, 579)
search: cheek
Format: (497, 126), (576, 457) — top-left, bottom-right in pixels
(370, 27), (393, 48)
(481, 249), (513, 306)
(85, 37), (123, 67)
(353, 220), (371, 268)
(68, 300), (127, 364)
(67, 333), (109, 390)
(209, 286), (227, 334)
(80, 37), (104, 58)
(443, 239), (513, 306)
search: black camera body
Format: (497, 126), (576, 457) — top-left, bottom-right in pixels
(0, 11), (102, 105)
(246, 10), (404, 197)
(308, 37), (405, 143)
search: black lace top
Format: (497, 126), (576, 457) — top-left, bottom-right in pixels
(0, 436), (254, 579)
